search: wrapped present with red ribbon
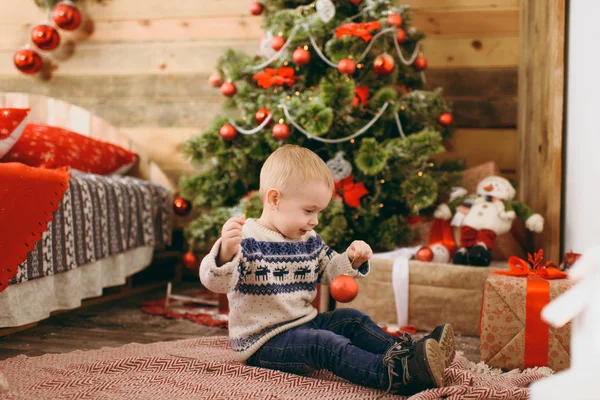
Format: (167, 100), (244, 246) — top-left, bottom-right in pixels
(480, 250), (573, 371)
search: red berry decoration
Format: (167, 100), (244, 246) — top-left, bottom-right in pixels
(271, 36), (286, 51)
(209, 71), (223, 87)
(293, 47), (311, 66)
(396, 28), (407, 43)
(219, 123), (237, 141)
(416, 247), (434, 262)
(413, 56), (428, 71)
(173, 197), (192, 216)
(255, 107), (271, 124)
(272, 123), (290, 141)
(183, 252), (198, 269)
(330, 275), (359, 303)
(249, 2), (264, 15)
(220, 81), (237, 97)
(438, 112), (454, 127)
(387, 14), (403, 27)
(338, 58), (356, 75)
(13, 48), (43, 75)
(52, 1), (82, 31)
(31, 24), (60, 51)
(373, 53), (395, 76)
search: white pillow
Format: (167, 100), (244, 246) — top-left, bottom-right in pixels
(0, 108), (30, 159)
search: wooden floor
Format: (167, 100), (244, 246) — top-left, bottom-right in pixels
(0, 283), (481, 362)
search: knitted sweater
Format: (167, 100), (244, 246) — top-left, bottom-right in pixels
(199, 218), (370, 361)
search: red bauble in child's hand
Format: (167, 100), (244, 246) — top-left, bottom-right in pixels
(330, 275), (359, 303)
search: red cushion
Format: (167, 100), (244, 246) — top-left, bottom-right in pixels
(1, 123), (138, 175)
(0, 108), (30, 158)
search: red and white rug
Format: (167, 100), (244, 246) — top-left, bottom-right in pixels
(0, 336), (552, 399)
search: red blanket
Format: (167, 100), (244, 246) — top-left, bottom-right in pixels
(0, 162), (70, 291)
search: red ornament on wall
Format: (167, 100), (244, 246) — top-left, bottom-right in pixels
(13, 48), (43, 75)
(272, 123), (290, 141)
(438, 112), (454, 127)
(52, 1), (82, 31)
(208, 71), (223, 87)
(31, 24), (60, 51)
(173, 197), (192, 216)
(271, 36), (286, 51)
(413, 56), (428, 71)
(219, 123), (237, 141)
(183, 252), (198, 269)
(396, 28), (407, 43)
(220, 82), (237, 97)
(255, 108), (271, 124)
(330, 275), (359, 303)
(373, 53), (395, 76)
(387, 14), (403, 27)
(249, 2), (264, 15)
(338, 58), (356, 75)
(293, 47), (311, 66)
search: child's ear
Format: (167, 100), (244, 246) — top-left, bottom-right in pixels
(265, 188), (280, 209)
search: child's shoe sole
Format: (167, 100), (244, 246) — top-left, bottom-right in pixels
(423, 339), (445, 389)
(437, 324), (456, 368)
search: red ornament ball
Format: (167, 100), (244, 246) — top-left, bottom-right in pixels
(373, 53), (395, 76)
(209, 71), (223, 87)
(183, 252), (198, 269)
(413, 56), (428, 71)
(349, 0), (362, 4)
(330, 275), (359, 303)
(271, 36), (286, 51)
(219, 123), (237, 141)
(255, 107), (271, 124)
(396, 28), (407, 43)
(13, 48), (43, 75)
(272, 123), (290, 141)
(338, 58), (356, 75)
(387, 14), (403, 27)
(293, 47), (311, 66)
(249, 2), (264, 15)
(31, 24), (60, 51)
(438, 112), (454, 127)
(220, 81), (237, 97)
(173, 197), (192, 216)
(416, 247), (434, 262)
(52, 1), (82, 31)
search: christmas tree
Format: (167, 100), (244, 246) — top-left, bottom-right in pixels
(181, 0), (461, 252)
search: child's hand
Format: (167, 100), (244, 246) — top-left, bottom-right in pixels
(218, 216), (246, 266)
(347, 240), (373, 269)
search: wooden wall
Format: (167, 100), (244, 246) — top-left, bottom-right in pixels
(0, 0), (519, 187)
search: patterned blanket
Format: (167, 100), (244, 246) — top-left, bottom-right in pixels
(9, 170), (172, 286)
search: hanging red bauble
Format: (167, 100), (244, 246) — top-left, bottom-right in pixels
(413, 56), (428, 71)
(387, 14), (403, 27)
(52, 1), (82, 31)
(396, 28), (407, 43)
(338, 58), (356, 75)
(209, 71), (223, 87)
(31, 23), (60, 51)
(173, 197), (192, 216)
(330, 275), (359, 303)
(249, 2), (264, 15)
(255, 107), (271, 124)
(374, 53), (395, 76)
(438, 112), (454, 127)
(416, 247), (434, 262)
(272, 123), (290, 141)
(293, 47), (311, 66)
(271, 36), (286, 51)
(219, 123), (237, 141)
(349, 0), (362, 4)
(13, 48), (43, 75)
(183, 251), (198, 269)
(220, 81), (237, 97)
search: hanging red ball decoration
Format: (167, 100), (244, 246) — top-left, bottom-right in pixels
(219, 123), (237, 141)
(255, 107), (271, 124)
(349, 0), (362, 4)
(52, 1), (82, 31)
(272, 123), (290, 141)
(271, 36), (286, 51)
(173, 197), (192, 216)
(209, 71), (223, 87)
(338, 58), (356, 75)
(416, 247), (434, 262)
(438, 112), (454, 127)
(183, 251), (198, 269)
(373, 53), (395, 76)
(387, 14), (403, 27)
(293, 47), (311, 66)
(396, 28), (407, 43)
(330, 275), (359, 303)
(31, 24), (61, 51)
(413, 56), (428, 71)
(220, 81), (237, 97)
(13, 48), (43, 75)
(249, 2), (264, 15)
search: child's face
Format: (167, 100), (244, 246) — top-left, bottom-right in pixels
(272, 180), (332, 240)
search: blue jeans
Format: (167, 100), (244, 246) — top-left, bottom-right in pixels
(245, 308), (396, 390)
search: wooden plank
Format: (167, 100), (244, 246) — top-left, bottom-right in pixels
(411, 8), (518, 37)
(425, 67), (517, 97)
(517, 0), (565, 262)
(450, 97), (516, 128)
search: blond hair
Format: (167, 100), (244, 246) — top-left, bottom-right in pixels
(259, 145), (334, 200)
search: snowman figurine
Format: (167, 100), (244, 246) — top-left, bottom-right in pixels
(434, 175), (544, 266)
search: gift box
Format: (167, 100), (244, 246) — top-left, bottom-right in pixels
(480, 253), (573, 371)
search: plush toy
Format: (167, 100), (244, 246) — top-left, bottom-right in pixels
(434, 175), (544, 266)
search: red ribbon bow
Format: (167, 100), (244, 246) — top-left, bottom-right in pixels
(252, 67), (296, 89)
(335, 21), (382, 42)
(334, 175), (369, 208)
(352, 87), (369, 107)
